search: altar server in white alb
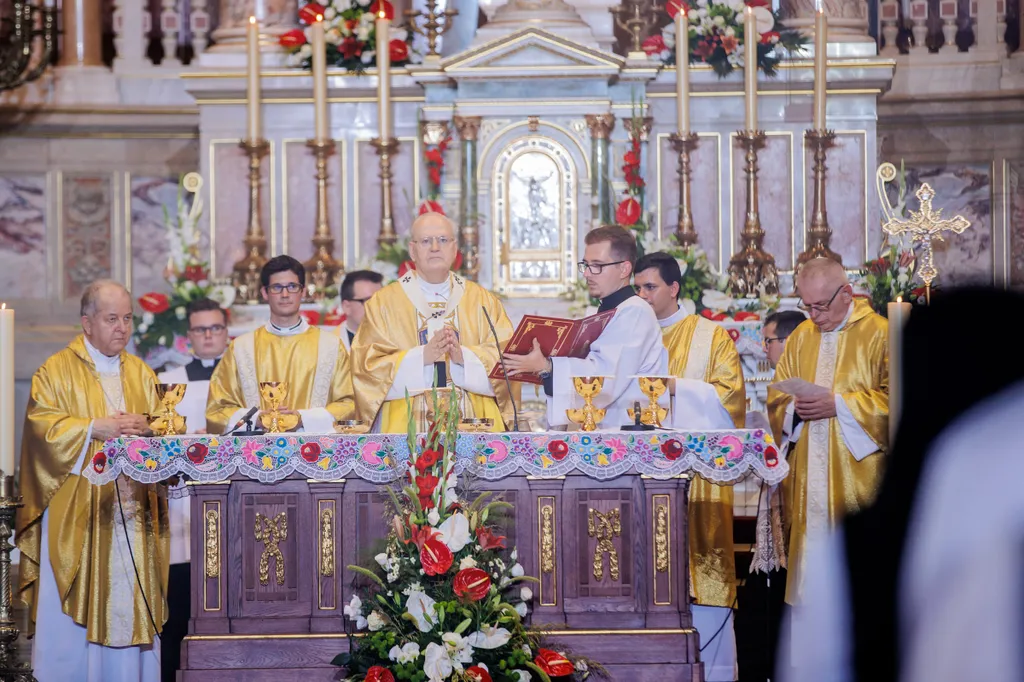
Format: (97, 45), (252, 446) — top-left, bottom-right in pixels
(503, 224), (668, 429)
(156, 297), (229, 681)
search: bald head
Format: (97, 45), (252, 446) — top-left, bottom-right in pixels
(408, 212), (459, 284)
(81, 280), (134, 356)
(410, 212), (456, 241)
(80, 279), (130, 317)
(796, 258), (853, 332)
(797, 258), (847, 291)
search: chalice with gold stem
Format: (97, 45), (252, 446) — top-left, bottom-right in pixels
(627, 376), (670, 427)
(148, 383), (188, 436)
(566, 376), (608, 432)
(259, 382), (300, 433)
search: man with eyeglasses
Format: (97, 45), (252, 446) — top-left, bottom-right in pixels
(206, 255), (354, 434)
(352, 212), (518, 432)
(155, 297), (228, 680)
(761, 310), (807, 370)
(338, 270), (384, 352)
(503, 225), (668, 429)
(766, 257), (888, 607)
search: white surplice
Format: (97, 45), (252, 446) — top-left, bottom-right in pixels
(33, 338), (160, 682)
(546, 296), (668, 430)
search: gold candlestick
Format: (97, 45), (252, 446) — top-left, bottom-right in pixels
(371, 137), (401, 248)
(669, 132), (700, 248)
(303, 139), (344, 299)
(405, 0), (458, 60)
(0, 475), (31, 681)
(610, 0), (659, 56)
(728, 130), (778, 297)
(233, 138), (271, 303)
(797, 129), (842, 269)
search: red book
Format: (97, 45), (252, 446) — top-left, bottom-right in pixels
(490, 310), (616, 385)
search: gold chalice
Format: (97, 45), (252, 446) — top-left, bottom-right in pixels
(148, 383), (188, 436)
(628, 376), (670, 427)
(458, 418), (493, 433)
(259, 381), (300, 433)
(566, 376), (608, 432)
(419, 387), (463, 433)
(335, 419), (370, 435)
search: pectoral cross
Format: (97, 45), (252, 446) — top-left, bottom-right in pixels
(881, 183), (971, 303)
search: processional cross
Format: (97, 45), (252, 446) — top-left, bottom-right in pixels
(881, 182), (971, 303)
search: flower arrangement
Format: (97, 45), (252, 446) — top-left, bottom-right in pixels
(334, 393), (598, 682)
(133, 177), (235, 368)
(420, 130), (453, 216)
(281, 0), (420, 72)
(643, 0), (807, 78)
(614, 99), (648, 239)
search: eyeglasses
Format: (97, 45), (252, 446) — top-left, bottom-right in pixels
(344, 297), (371, 304)
(189, 324), (226, 336)
(267, 283), (303, 294)
(797, 284), (846, 313)
(411, 236), (454, 248)
(762, 335), (787, 347)
(577, 260), (626, 275)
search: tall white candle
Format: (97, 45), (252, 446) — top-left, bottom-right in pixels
(376, 11), (392, 139)
(311, 16), (329, 143)
(676, 11), (689, 135)
(246, 16), (261, 142)
(0, 304), (14, 475)
(744, 7), (758, 131)
(813, 9), (828, 130)
(887, 297), (911, 443)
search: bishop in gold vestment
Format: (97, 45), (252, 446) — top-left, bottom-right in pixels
(17, 281), (166, 681)
(768, 259), (888, 604)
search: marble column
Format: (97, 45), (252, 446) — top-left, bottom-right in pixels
(58, 0), (104, 67)
(455, 115), (482, 281)
(209, 0), (299, 53)
(585, 113), (615, 228)
(781, 0), (872, 43)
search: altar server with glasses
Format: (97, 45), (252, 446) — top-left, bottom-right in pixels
(503, 225), (668, 430)
(205, 255), (354, 434)
(338, 270), (384, 352)
(351, 212), (518, 432)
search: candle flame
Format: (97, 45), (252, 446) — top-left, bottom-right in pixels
(378, 9), (386, 18)
(896, 296), (902, 303)
(249, 15), (255, 24)
(0, 303), (5, 310)
(317, 13), (323, 21)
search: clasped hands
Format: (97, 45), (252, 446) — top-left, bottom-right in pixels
(92, 411), (152, 441)
(793, 392), (838, 421)
(423, 327), (464, 366)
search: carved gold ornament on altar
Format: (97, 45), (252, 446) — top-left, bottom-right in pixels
(877, 162), (972, 302)
(255, 511), (288, 586)
(588, 508), (622, 582)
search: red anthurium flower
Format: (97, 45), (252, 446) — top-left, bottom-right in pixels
(424, 148), (444, 166)
(369, 0), (395, 19)
(300, 442), (321, 463)
(398, 260), (416, 277)
(453, 567), (492, 602)
(389, 38), (410, 62)
(642, 34), (666, 56)
(279, 29), (307, 48)
(453, 251), (463, 271)
(475, 526), (507, 551)
(466, 666), (492, 682)
(666, 0), (689, 18)
(733, 311), (760, 321)
(138, 292), (170, 314)
(547, 439), (569, 461)
(300, 310), (321, 326)
(365, 666), (396, 682)
(534, 649), (574, 678)
(420, 535), (454, 575)
(419, 199), (444, 215)
(323, 310), (345, 326)
(661, 439), (684, 461)
(700, 309), (716, 319)
(615, 197), (641, 226)
(298, 2), (325, 24)
(745, 0), (772, 6)
(186, 443), (209, 464)
(339, 37), (362, 59)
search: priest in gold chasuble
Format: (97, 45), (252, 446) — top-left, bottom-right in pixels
(206, 256), (355, 435)
(636, 253), (744, 681)
(768, 258), (889, 605)
(17, 280), (166, 682)
(352, 213), (518, 432)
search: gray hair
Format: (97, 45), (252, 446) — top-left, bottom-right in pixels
(80, 279), (130, 317)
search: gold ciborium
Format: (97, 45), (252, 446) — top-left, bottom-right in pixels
(628, 376), (670, 427)
(335, 419), (370, 435)
(566, 376), (607, 432)
(148, 383), (188, 436)
(259, 382), (300, 433)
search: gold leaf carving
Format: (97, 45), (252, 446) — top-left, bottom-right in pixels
(540, 504), (555, 574)
(588, 508), (621, 582)
(205, 508), (220, 579)
(655, 504), (669, 574)
(320, 508), (335, 577)
(255, 512), (288, 586)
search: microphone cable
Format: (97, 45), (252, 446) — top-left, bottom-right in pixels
(115, 477), (162, 640)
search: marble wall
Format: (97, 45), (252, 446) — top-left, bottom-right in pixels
(0, 175), (47, 300)
(131, 176), (184, 295)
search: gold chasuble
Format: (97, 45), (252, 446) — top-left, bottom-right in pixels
(16, 336), (167, 645)
(206, 323), (354, 435)
(352, 273), (518, 432)
(768, 298), (889, 604)
(663, 313), (745, 608)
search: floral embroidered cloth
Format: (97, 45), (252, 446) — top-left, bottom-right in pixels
(85, 429), (787, 486)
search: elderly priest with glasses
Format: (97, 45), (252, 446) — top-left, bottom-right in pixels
(766, 257), (889, 606)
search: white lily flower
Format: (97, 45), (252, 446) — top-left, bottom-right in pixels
(510, 549), (518, 562)
(510, 563), (524, 577)
(405, 590), (437, 632)
(515, 602), (528, 617)
(437, 513), (471, 553)
(702, 289), (734, 311)
(389, 641), (421, 664)
(375, 552), (391, 571)
(343, 594), (367, 629)
(466, 626), (512, 650)
(423, 642), (453, 682)
(367, 610), (386, 631)
(520, 586), (533, 602)
(442, 632), (474, 668)
(428, 508), (441, 526)
(513, 670), (532, 682)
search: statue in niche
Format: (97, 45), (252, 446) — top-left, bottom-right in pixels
(510, 157), (558, 251)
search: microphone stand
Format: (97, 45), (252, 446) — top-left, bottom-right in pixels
(482, 307), (520, 432)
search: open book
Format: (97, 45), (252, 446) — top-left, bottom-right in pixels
(489, 310), (616, 385)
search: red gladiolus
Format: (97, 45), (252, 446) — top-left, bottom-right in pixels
(415, 448), (441, 474)
(416, 473), (439, 509)
(389, 38), (409, 62)
(279, 29), (307, 48)
(453, 567), (492, 602)
(428, 166), (442, 188)
(365, 666), (396, 682)
(534, 649), (574, 678)
(475, 526), (507, 551)
(424, 148), (444, 166)
(615, 197), (641, 226)
(139, 292), (170, 314)
(398, 260), (416, 276)
(666, 0), (689, 18)
(420, 536), (454, 575)
(369, 0), (395, 19)
(419, 199), (444, 215)
(298, 2), (325, 24)
(466, 666), (493, 682)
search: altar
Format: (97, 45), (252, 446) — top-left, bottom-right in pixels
(88, 429), (785, 681)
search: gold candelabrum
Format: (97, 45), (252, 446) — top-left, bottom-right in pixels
(148, 384), (188, 436)
(371, 137), (401, 248)
(404, 0), (458, 60)
(0, 0), (56, 93)
(797, 129), (842, 270)
(259, 382), (299, 433)
(727, 130), (779, 298)
(609, 0), (659, 56)
(566, 376), (607, 432)
(627, 376), (670, 427)
(303, 139), (344, 300)
(233, 139), (271, 304)
(0, 475), (33, 681)
(669, 132), (700, 248)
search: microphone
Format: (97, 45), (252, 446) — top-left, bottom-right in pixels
(225, 406), (260, 435)
(482, 307), (521, 432)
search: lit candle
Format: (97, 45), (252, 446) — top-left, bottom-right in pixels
(813, 9), (828, 131)
(744, 7), (758, 131)
(0, 304), (14, 475)
(887, 296), (911, 443)
(311, 15), (329, 143)
(676, 11), (689, 135)
(376, 9), (392, 139)
(246, 16), (261, 142)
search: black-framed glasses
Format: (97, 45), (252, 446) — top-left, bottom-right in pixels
(267, 283), (303, 294)
(762, 335), (787, 347)
(189, 324), (226, 336)
(577, 260), (626, 275)
(797, 284), (846, 313)
(344, 297), (371, 304)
